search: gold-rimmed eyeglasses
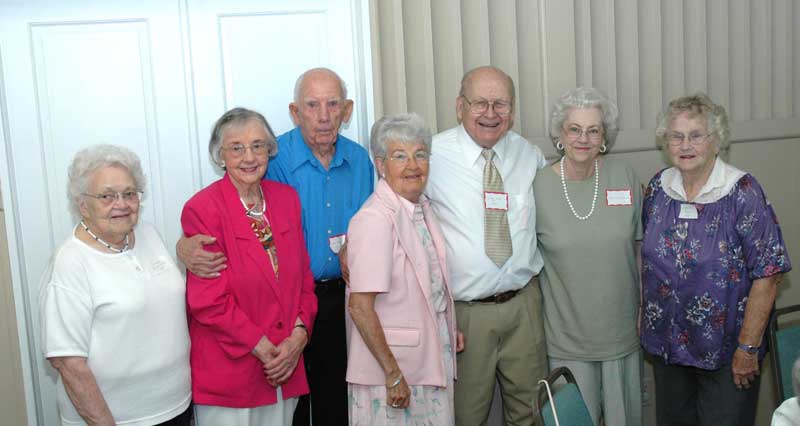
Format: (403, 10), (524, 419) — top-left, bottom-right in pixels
(222, 142), (269, 158)
(82, 190), (142, 205)
(461, 96), (512, 116)
(667, 132), (712, 146)
(563, 125), (604, 142)
(386, 150), (431, 165)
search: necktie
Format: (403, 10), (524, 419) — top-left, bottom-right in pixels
(482, 149), (513, 266)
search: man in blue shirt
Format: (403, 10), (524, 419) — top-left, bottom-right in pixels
(178, 68), (374, 426)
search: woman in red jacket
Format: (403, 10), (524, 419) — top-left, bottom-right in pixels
(181, 107), (317, 425)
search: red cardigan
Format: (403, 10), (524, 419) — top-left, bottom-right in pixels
(181, 174), (317, 407)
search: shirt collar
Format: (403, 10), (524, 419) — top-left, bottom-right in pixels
(286, 127), (350, 172)
(457, 124), (510, 169)
(661, 156), (746, 204)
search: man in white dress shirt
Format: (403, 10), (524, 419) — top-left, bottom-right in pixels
(425, 66), (548, 425)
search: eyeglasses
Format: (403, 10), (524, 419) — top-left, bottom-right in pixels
(223, 142), (269, 158)
(461, 96), (512, 116)
(82, 190), (142, 205)
(563, 125), (604, 142)
(667, 132), (711, 146)
(386, 150), (430, 165)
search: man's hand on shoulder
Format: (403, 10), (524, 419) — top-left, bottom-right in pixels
(176, 234), (227, 278)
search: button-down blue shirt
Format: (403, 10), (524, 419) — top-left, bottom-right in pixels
(267, 127), (374, 280)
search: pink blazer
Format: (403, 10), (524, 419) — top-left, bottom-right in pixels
(181, 173), (317, 407)
(345, 179), (456, 387)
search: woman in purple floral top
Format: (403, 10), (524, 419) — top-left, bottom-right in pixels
(641, 93), (791, 426)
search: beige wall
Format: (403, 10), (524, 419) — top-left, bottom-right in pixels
(0, 192), (27, 426)
(370, 1), (800, 425)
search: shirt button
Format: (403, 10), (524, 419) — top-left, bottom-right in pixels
(326, 176), (331, 181)
(276, 321), (283, 329)
(327, 229), (332, 234)
(328, 257), (333, 261)
(326, 202), (331, 207)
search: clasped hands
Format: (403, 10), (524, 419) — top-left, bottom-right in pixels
(252, 329), (308, 387)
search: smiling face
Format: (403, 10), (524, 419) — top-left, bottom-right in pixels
(457, 68), (514, 148)
(560, 107), (605, 166)
(79, 165), (140, 242)
(667, 111), (719, 177)
(290, 70), (354, 155)
(376, 140), (430, 203)
(220, 119), (270, 195)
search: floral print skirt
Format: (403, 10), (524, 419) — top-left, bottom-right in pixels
(348, 311), (455, 426)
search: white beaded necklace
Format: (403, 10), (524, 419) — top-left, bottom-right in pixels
(80, 220), (129, 253)
(240, 186), (266, 219)
(560, 157), (599, 221)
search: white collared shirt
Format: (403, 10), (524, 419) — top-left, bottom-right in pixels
(426, 124), (547, 301)
(661, 156), (746, 204)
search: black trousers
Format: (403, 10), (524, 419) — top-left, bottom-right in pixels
(652, 358), (760, 426)
(293, 279), (349, 426)
(155, 404), (192, 426)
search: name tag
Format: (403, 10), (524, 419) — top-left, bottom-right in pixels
(484, 191), (509, 211)
(606, 189), (633, 206)
(679, 203), (698, 220)
(328, 234), (346, 254)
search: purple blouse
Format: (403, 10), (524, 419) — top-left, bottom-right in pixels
(641, 170), (791, 370)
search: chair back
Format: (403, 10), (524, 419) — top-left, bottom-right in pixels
(770, 304), (800, 403)
(535, 367), (594, 426)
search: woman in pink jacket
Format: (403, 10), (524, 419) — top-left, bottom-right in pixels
(346, 113), (464, 426)
(181, 108), (317, 426)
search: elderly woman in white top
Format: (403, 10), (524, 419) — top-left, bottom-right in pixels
(773, 357), (800, 425)
(40, 144), (191, 426)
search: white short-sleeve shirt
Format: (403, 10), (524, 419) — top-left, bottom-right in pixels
(40, 222), (191, 425)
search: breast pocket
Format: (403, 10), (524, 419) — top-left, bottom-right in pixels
(511, 193), (532, 231)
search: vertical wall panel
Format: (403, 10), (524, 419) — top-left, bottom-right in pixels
(430, 0), (463, 130)
(589, 0), (617, 102)
(460, 0), (491, 69)
(660, 1), (685, 103)
(614, 0), (639, 129)
(772, 0), (792, 118)
(795, 1), (800, 117)
(729, 0), (751, 121)
(750, 1), (771, 119)
(683, 0), (707, 94)
(370, 0), (800, 152)
(574, 0), (592, 86)
(638, 0), (662, 129)
(401, 0), (437, 130)
(516, 0), (547, 140)
(706, 0), (730, 110)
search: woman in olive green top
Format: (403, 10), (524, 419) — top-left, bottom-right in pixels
(534, 87), (642, 426)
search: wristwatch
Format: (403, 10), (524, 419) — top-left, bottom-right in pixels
(737, 343), (759, 354)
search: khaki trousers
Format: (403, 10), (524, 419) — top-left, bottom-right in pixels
(454, 278), (548, 426)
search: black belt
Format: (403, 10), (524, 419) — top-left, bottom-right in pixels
(314, 278), (345, 287)
(471, 288), (520, 304)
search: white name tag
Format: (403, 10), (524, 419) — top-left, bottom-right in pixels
(606, 189), (633, 206)
(679, 203), (698, 220)
(328, 233), (346, 254)
(484, 191), (509, 211)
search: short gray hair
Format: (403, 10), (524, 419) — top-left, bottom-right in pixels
(67, 144), (146, 220)
(370, 113), (432, 159)
(655, 92), (730, 151)
(209, 107), (278, 167)
(549, 87), (619, 151)
(293, 67), (348, 104)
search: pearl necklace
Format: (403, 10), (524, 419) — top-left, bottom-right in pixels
(80, 220), (130, 253)
(560, 157), (599, 221)
(240, 186), (266, 219)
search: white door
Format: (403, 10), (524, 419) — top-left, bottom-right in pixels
(0, 1), (372, 424)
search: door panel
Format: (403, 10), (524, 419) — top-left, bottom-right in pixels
(0, 1), (372, 424)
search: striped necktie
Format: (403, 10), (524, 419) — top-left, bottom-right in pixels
(482, 149), (513, 266)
